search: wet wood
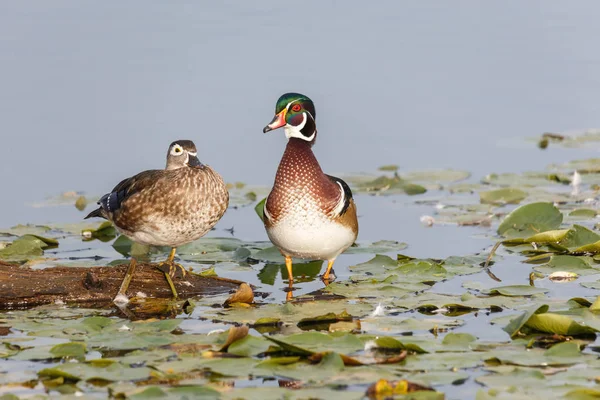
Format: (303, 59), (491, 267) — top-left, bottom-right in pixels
(0, 261), (243, 310)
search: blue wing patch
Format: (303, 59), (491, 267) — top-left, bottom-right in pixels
(99, 189), (127, 213)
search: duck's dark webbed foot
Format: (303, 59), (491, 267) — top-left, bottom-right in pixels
(156, 261), (187, 279)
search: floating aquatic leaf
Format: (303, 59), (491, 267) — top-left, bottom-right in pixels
(365, 378), (438, 399)
(227, 335), (272, 357)
(559, 225), (600, 250)
(219, 325), (249, 352)
(568, 209), (598, 219)
(497, 202), (563, 238)
(345, 240), (408, 254)
(480, 188), (528, 205)
(488, 285), (549, 297)
(402, 169), (470, 184)
(224, 283), (254, 306)
(0, 224), (51, 237)
(533, 255), (597, 276)
(0, 234), (58, 261)
(372, 337), (428, 354)
(378, 164), (399, 172)
(548, 271), (579, 282)
(441, 333), (476, 346)
(297, 310), (353, 328)
(49, 342), (87, 361)
(525, 312), (598, 336)
(81, 221), (117, 241)
(74, 195), (88, 211)
(503, 304), (549, 338)
(38, 362), (152, 382)
(347, 173), (427, 195)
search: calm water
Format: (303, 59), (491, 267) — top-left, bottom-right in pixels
(3, 3), (600, 398)
(1, 1), (600, 230)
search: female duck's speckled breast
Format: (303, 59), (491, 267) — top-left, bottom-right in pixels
(116, 166), (228, 247)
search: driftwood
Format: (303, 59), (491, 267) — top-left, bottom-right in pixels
(0, 261), (243, 310)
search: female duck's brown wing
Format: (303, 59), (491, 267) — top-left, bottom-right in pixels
(325, 174), (353, 217)
(84, 170), (163, 219)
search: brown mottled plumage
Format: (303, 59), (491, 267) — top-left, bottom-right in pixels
(262, 93), (358, 297)
(85, 140), (229, 300)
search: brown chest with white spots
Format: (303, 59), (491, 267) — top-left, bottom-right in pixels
(111, 166), (228, 247)
(265, 139), (342, 223)
(264, 138), (357, 260)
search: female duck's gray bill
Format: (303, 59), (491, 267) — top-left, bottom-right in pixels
(187, 154), (203, 168)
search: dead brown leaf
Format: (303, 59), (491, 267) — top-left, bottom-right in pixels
(219, 325), (249, 352)
(224, 283), (254, 306)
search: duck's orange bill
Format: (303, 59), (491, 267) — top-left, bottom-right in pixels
(263, 109), (287, 133)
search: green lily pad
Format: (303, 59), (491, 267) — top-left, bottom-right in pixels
(0, 234), (58, 261)
(81, 221), (117, 241)
(533, 255), (598, 276)
(568, 209), (598, 219)
(497, 202), (563, 238)
(488, 285), (549, 297)
(39, 362), (152, 382)
(480, 188), (528, 205)
(227, 335), (272, 357)
(347, 173), (427, 195)
(402, 169), (471, 184)
(49, 342), (87, 361)
(0, 224), (51, 237)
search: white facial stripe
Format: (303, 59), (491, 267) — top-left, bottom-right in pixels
(331, 181), (346, 216)
(187, 151), (197, 157)
(283, 112), (315, 141)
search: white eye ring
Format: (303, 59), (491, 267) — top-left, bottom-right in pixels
(170, 144), (184, 156)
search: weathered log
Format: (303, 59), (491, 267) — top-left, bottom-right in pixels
(0, 261), (243, 310)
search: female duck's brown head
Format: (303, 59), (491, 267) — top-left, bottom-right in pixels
(263, 93), (317, 144)
(165, 140), (203, 170)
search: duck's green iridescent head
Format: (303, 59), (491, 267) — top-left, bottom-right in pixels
(263, 93), (317, 143)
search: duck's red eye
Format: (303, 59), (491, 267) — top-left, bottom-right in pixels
(291, 104), (301, 112)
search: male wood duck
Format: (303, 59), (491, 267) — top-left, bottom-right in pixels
(85, 140), (229, 300)
(262, 93), (358, 294)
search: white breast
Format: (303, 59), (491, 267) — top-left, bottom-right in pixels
(266, 213), (356, 261)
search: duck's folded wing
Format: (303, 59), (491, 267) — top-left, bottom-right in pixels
(325, 174), (353, 217)
(84, 170), (162, 219)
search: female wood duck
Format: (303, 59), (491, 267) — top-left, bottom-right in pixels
(85, 140), (229, 300)
(262, 93), (358, 293)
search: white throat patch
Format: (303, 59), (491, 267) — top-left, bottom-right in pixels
(284, 112), (315, 142)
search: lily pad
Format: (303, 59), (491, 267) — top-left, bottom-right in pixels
(480, 188), (528, 205)
(0, 234), (58, 261)
(497, 202), (563, 238)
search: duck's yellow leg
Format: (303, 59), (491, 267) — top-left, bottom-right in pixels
(285, 255), (293, 282)
(156, 247), (187, 299)
(285, 255), (294, 301)
(322, 259), (335, 281)
(116, 258), (137, 298)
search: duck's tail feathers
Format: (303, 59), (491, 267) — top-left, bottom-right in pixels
(84, 208), (105, 220)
